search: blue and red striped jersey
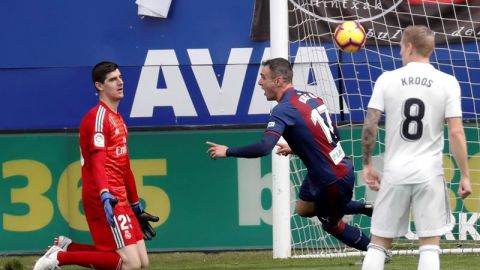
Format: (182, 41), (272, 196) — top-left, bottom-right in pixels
(266, 88), (351, 186)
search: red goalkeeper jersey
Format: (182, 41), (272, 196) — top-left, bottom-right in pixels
(80, 101), (135, 216)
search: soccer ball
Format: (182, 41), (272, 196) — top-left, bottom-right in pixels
(333, 21), (366, 53)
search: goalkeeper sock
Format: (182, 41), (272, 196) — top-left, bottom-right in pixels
(418, 245), (440, 270)
(58, 251), (121, 270)
(66, 242), (96, 252)
(326, 222), (370, 251)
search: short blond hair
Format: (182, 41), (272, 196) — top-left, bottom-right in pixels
(401, 25), (435, 58)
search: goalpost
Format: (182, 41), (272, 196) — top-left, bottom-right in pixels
(270, 0), (480, 259)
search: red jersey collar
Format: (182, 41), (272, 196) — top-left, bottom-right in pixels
(99, 100), (120, 115)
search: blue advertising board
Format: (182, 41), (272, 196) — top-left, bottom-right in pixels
(0, 1), (478, 130)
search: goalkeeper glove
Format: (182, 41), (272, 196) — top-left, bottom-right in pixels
(101, 191), (118, 227)
(131, 202), (160, 240)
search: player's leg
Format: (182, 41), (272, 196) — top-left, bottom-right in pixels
(363, 180), (411, 270)
(33, 246), (122, 270)
(53, 209), (126, 270)
(417, 236), (441, 270)
(362, 235), (393, 270)
(135, 240), (149, 267)
(314, 170), (370, 251)
(49, 235), (98, 252)
(344, 200), (373, 217)
(117, 210), (150, 269)
(296, 199), (315, 217)
(296, 175), (316, 217)
(61, 204), (143, 270)
(34, 233), (121, 270)
(117, 245), (142, 270)
(413, 176), (451, 270)
(343, 161), (373, 217)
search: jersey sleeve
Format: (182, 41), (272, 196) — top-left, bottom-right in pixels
(265, 104), (291, 137)
(89, 107), (109, 153)
(226, 132), (280, 158)
(125, 157), (140, 204)
(368, 72), (389, 112)
(445, 76), (463, 118)
(91, 150), (109, 192)
(87, 108), (110, 192)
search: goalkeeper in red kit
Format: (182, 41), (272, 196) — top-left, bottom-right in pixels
(34, 61), (159, 270)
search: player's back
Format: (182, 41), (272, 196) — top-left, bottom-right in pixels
(274, 89), (350, 185)
(372, 62), (461, 184)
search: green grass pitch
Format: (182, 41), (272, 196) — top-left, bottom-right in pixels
(2, 250), (479, 270)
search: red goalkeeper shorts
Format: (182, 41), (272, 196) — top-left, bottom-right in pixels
(86, 204), (144, 251)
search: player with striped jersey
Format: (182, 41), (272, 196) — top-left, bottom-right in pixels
(34, 62), (159, 270)
(361, 26), (472, 270)
(207, 57), (372, 251)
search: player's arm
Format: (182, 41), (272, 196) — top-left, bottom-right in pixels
(362, 108), (381, 165)
(125, 154), (160, 240)
(447, 117), (472, 199)
(91, 148), (118, 227)
(86, 114), (118, 227)
(361, 108), (382, 191)
(91, 149), (109, 193)
(125, 157), (140, 204)
(207, 132), (281, 159)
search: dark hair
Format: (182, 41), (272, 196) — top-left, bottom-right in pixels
(261, 58), (293, 83)
(91, 61), (119, 89)
(401, 25), (435, 58)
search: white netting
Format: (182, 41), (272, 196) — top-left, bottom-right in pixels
(286, 0), (480, 258)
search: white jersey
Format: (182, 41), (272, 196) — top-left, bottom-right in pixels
(368, 62), (462, 184)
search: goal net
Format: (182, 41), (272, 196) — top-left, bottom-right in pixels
(274, 0), (480, 258)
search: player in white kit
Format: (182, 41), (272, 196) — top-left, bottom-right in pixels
(360, 25), (472, 270)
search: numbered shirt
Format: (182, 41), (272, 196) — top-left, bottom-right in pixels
(266, 88), (350, 186)
(368, 62), (462, 184)
(79, 101), (130, 206)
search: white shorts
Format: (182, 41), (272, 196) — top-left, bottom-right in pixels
(371, 175), (453, 238)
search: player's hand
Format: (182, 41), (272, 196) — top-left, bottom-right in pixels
(100, 191), (118, 227)
(132, 203), (160, 240)
(363, 164), (381, 191)
(458, 176), (472, 199)
(276, 143), (292, 156)
(206, 141), (228, 160)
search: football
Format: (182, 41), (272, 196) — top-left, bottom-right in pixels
(333, 21), (366, 53)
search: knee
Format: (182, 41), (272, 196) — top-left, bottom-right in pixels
(296, 202), (315, 217)
(297, 207), (314, 217)
(141, 257), (150, 268)
(121, 257), (142, 270)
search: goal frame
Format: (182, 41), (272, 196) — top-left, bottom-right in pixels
(270, 0), (480, 259)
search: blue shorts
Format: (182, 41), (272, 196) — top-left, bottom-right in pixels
(299, 167), (355, 224)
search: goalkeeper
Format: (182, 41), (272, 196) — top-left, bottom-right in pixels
(34, 61), (159, 270)
(207, 57), (371, 251)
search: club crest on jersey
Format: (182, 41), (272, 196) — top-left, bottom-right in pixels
(93, 133), (105, 147)
(267, 121), (275, 128)
(125, 230), (132, 240)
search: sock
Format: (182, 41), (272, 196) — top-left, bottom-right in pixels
(67, 242), (97, 251)
(324, 221), (370, 251)
(58, 250), (122, 270)
(344, 201), (373, 217)
(418, 245), (440, 270)
(344, 201), (364, 215)
(362, 244), (387, 270)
